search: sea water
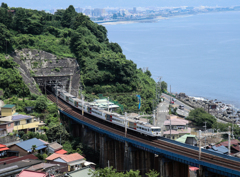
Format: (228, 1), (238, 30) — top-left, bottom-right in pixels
(104, 11), (240, 108)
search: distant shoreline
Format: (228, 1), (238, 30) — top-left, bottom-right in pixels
(95, 16), (167, 25)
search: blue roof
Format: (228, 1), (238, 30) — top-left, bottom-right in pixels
(208, 145), (228, 154)
(12, 115), (31, 121)
(16, 138), (47, 152)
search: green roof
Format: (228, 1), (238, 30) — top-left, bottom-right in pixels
(2, 104), (15, 108)
(176, 134), (197, 144)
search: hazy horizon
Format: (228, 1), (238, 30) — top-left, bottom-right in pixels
(2, 0), (240, 10)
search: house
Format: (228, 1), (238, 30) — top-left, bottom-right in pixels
(164, 117), (189, 131)
(0, 144), (9, 157)
(24, 107), (34, 114)
(1, 104), (16, 117)
(47, 142), (67, 154)
(176, 135), (198, 146)
(0, 159), (42, 177)
(8, 138), (48, 156)
(46, 153), (85, 171)
(16, 169), (54, 177)
(65, 166), (94, 177)
(0, 114), (44, 133)
(0, 121), (14, 135)
(163, 128), (191, 140)
(215, 139), (240, 154)
(26, 162), (68, 174)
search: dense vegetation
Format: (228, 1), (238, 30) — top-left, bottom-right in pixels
(0, 54), (30, 98)
(0, 3), (163, 113)
(90, 167), (159, 177)
(186, 108), (217, 128)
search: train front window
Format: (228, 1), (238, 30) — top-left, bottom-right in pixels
(152, 129), (161, 132)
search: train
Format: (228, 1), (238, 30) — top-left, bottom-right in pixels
(52, 86), (162, 137)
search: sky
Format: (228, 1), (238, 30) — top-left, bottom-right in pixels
(3, 0), (240, 10)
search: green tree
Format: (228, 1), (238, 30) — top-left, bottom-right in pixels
(46, 125), (69, 144)
(0, 23), (12, 52)
(61, 5), (77, 28)
(1, 3), (8, 9)
(161, 81), (167, 92)
(145, 70), (152, 77)
(186, 108), (216, 128)
(31, 145), (37, 154)
(35, 96), (47, 112)
(146, 169), (159, 177)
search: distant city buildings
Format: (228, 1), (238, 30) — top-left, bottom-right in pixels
(44, 5), (240, 22)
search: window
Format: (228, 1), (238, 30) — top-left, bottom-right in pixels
(26, 119), (32, 124)
(8, 123), (11, 127)
(14, 121), (20, 126)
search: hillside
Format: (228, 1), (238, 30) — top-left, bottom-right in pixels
(0, 3), (159, 113)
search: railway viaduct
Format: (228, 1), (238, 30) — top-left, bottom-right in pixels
(47, 93), (240, 177)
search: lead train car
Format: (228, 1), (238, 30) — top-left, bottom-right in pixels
(52, 86), (162, 137)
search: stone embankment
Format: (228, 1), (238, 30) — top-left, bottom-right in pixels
(175, 93), (240, 123)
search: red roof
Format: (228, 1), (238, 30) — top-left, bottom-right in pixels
(16, 169), (54, 177)
(0, 154), (38, 165)
(0, 156), (17, 162)
(216, 139), (240, 147)
(189, 166), (199, 171)
(0, 144), (9, 151)
(46, 153), (84, 163)
(0, 144), (7, 148)
(55, 149), (67, 154)
(0, 147), (9, 151)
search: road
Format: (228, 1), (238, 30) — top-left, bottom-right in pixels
(156, 102), (169, 129)
(162, 93), (193, 112)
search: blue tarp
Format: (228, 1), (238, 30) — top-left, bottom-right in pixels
(208, 145), (228, 154)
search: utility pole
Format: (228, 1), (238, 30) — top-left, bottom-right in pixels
(82, 95), (84, 116)
(228, 126), (231, 155)
(153, 110), (155, 126)
(107, 97), (109, 112)
(199, 130), (201, 160)
(170, 118), (172, 139)
(158, 77), (162, 97)
(232, 119), (235, 139)
(203, 121), (207, 148)
(80, 87), (82, 99)
(125, 112), (127, 137)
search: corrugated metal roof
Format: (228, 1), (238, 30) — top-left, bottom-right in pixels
(49, 142), (62, 151)
(2, 104), (15, 108)
(16, 138), (47, 152)
(0, 154), (38, 165)
(208, 145), (228, 154)
(12, 115), (32, 121)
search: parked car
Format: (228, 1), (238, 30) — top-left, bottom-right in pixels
(179, 105), (184, 110)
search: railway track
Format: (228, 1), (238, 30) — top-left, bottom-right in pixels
(47, 92), (240, 173)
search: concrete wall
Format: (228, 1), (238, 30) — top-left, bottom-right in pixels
(11, 49), (80, 97)
(0, 122), (14, 133)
